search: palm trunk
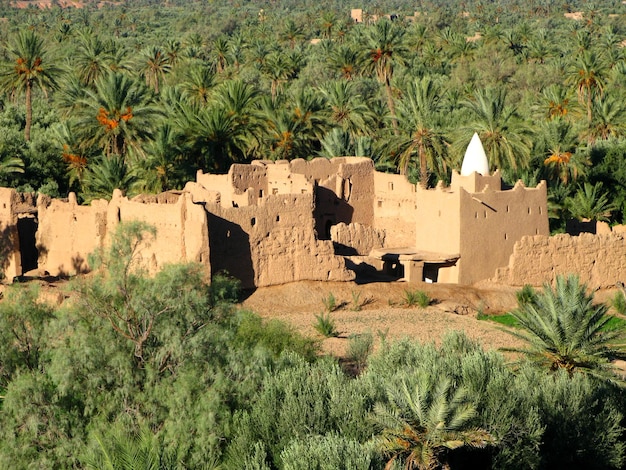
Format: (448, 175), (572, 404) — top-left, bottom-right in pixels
(25, 81), (32, 142)
(419, 141), (428, 188)
(384, 75), (399, 135)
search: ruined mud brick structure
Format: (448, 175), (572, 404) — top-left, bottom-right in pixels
(1, 135), (590, 289)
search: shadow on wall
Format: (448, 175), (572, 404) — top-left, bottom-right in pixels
(207, 213), (254, 289)
(314, 186), (354, 240)
(0, 223), (14, 280)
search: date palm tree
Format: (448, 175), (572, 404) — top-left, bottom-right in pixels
(458, 87), (532, 173)
(505, 274), (626, 384)
(565, 182), (617, 223)
(395, 77), (450, 185)
(568, 51), (606, 124)
(138, 46), (171, 94)
(372, 373), (495, 470)
(72, 30), (114, 87)
(320, 80), (374, 137)
(75, 72), (163, 158)
(364, 19), (406, 132)
(0, 30), (62, 141)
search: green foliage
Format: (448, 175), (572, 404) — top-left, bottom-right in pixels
(234, 310), (319, 361)
(0, 285), (55, 388)
(516, 284), (538, 306)
(476, 312), (519, 328)
(321, 291), (337, 313)
(565, 182), (617, 222)
(403, 289), (431, 307)
(506, 274), (626, 384)
(372, 372), (496, 470)
(346, 331), (374, 369)
(314, 312), (339, 337)
(611, 291), (626, 315)
(281, 434), (374, 470)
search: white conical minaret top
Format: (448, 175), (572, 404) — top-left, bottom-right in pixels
(460, 132), (489, 176)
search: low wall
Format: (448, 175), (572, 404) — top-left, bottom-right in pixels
(37, 190), (209, 277)
(495, 233), (626, 289)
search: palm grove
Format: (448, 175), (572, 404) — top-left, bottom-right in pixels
(2, 0), (626, 468)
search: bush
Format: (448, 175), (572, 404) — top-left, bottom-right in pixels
(321, 292), (337, 313)
(235, 310), (319, 361)
(611, 291), (626, 315)
(346, 331), (374, 369)
(314, 312), (339, 337)
(403, 289), (430, 307)
(281, 434), (374, 470)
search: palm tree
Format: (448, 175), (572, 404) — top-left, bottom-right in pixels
(83, 154), (139, 201)
(567, 51), (606, 124)
(364, 19), (406, 132)
(506, 274), (626, 384)
(458, 87), (532, 173)
(327, 43), (364, 80)
(583, 93), (626, 143)
(319, 80), (374, 137)
(180, 62), (216, 106)
(75, 72), (163, 158)
(319, 128), (374, 159)
(372, 373), (495, 470)
(565, 182), (616, 222)
(138, 46), (171, 94)
(539, 118), (587, 185)
(72, 30), (114, 87)
(0, 30), (62, 141)
(540, 84), (571, 120)
(395, 76), (450, 185)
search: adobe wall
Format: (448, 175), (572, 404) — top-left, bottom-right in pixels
(373, 172), (418, 247)
(37, 190), (209, 277)
(457, 180), (549, 285)
(37, 193), (108, 276)
(495, 232), (626, 289)
(414, 182), (462, 283)
(0, 188), (27, 279)
(290, 157), (374, 238)
(201, 187), (354, 288)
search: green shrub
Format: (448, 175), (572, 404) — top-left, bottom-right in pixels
(346, 331), (374, 368)
(350, 290), (362, 311)
(611, 291), (626, 315)
(322, 292), (337, 313)
(516, 284), (538, 306)
(281, 434), (373, 470)
(314, 312), (339, 337)
(403, 289), (430, 307)
(235, 310), (319, 361)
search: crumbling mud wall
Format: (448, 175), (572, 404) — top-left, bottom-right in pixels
(0, 188), (36, 279)
(37, 190), (209, 277)
(495, 232), (626, 289)
(199, 186), (354, 289)
(330, 222), (385, 256)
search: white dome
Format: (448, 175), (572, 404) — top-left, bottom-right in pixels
(460, 133), (489, 176)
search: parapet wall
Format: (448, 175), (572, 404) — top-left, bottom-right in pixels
(495, 232), (626, 289)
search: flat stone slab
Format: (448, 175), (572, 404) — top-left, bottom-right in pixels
(369, 247), (460, 263)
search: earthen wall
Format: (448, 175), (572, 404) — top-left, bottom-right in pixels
(37, 190), (209, 277)
(373, 172), (418, 247)
(458, 180), (548, 285)
(495, 232), (626, 289)
(206, 192), (353, 288)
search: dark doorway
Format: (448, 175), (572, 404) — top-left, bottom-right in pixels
(17, 215), (38, 273)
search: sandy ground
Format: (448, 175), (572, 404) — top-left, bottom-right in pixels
(241, 280), (528, 357)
